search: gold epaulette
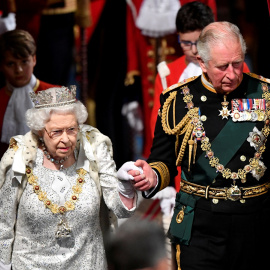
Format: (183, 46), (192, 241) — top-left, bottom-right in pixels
(246, 73), (270, 84)
(149, 162), (170, 191)
(162, 76), (199, 95)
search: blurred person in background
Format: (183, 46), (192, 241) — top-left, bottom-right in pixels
(0, 29), (55, 158)
(106, 219), (168, 270)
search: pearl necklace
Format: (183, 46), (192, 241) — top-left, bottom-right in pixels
(41, 142), (69, 170)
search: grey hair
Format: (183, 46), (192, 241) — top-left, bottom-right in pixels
(197, 21), (247, 64)
(25, 101), (88, 134)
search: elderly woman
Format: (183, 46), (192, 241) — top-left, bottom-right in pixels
(0, 86), (137, 270)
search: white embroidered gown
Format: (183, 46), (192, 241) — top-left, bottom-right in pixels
(0, 143), (135, 270)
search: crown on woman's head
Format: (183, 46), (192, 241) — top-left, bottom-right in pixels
(30, 85), (77, 109)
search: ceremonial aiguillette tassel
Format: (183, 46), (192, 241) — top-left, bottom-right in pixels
(193, 140), (197, 164)
(188, 134), (194, 171)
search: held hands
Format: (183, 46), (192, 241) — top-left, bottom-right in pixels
(117, 161), (141, 198)
(117, 160), (157, 192)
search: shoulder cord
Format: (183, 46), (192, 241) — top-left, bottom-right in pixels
(161, 91), (199, 166)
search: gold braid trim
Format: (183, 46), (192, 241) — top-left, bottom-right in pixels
(173, 92), (176, 127)
(176, 244), (181, 270)
(176, 122), (194, 166)
(175, 135), (180, 156)
(161, 91), (199, 135)
(149, 162), (170, 191)
(246, 73), (270, 83)
(124, 70), (141, 86)
(161, 90), (199, 165)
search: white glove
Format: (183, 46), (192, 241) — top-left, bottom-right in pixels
(0, 261), (11, 270)
(153, 186), (176, 217)
(117, 161), (143, 198)
(0, 13), (16, 34)
(121, 101), (144, 132)
(117, 161), (143, 180)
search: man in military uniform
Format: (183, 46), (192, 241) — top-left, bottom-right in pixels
(118, 21), (270, 270)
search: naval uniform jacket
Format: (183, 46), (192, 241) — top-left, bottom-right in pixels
(146, 73), (270, 216)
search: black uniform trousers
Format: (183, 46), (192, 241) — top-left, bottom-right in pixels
(178, 193), (270, 270)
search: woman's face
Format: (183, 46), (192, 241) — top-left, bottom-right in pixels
(40, 112), (78, 159)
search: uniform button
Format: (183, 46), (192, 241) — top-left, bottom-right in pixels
(212, 198), (219, 204)
(147, 62), (154, 70)
(148, 101), (154, 108)
(201, 115), (207, 121)
(148, 88), (154, 96)
(147, 75), (154, 83)
(147, 50), (154, 57)
(201, 95), (207, 102)
(240, 155), (246, 161)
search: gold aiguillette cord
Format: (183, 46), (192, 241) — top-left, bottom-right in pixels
(188, 134), (195, 171)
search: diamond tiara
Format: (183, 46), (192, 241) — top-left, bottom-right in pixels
(30, 85), (77, 109)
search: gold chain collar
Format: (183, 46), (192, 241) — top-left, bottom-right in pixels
(181, 83), (270, 183)
(25, 166), (87, 214)
(161, 83), (270, 182)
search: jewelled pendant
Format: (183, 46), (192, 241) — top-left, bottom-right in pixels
(219, 95), (231, 119)
(55, 215), (71, 239)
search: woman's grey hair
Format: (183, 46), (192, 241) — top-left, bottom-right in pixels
(25, 101), (88, 134)
(197, 21), (247, 64)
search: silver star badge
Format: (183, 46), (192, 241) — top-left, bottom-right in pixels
(219, 107), (231, 119)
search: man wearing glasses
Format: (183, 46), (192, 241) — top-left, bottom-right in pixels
(150, 1), (250, 139)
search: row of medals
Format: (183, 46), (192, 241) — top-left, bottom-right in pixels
(231, 109), (265, 122)
(219, 98), (266, 122)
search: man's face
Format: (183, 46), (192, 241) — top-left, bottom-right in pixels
(0, 50), (36, 88)
(197, 40), (244, 94)
(178, 30), (201, 64)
